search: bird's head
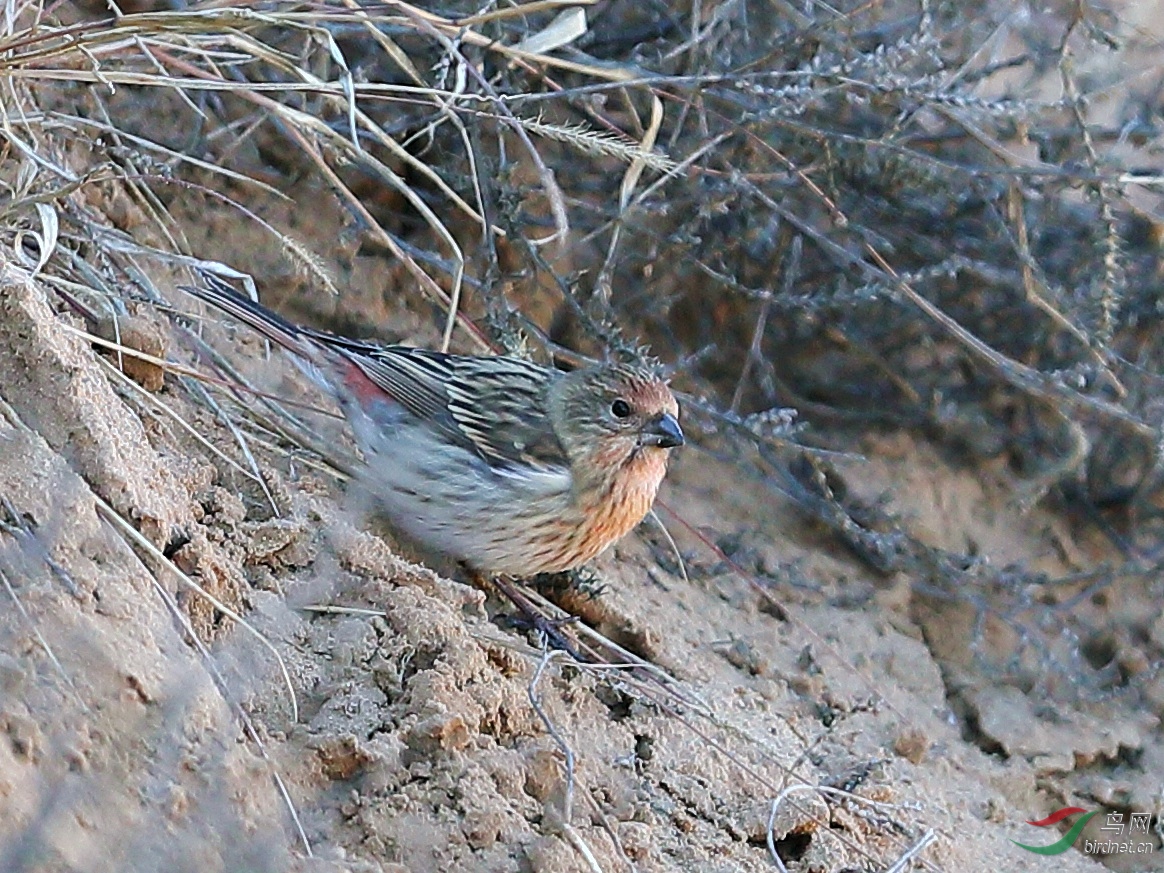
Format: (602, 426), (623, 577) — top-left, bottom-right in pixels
(551, 363), (683, 485)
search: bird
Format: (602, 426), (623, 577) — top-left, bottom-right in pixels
(186, 279), (683, 578)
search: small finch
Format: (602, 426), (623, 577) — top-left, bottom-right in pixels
(187, 280), (683, 577)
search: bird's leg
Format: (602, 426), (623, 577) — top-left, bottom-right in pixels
(529, 566), (608, 599)
(487, 575), (585, 660)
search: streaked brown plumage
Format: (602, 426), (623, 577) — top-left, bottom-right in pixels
(188, 280), (683, 576)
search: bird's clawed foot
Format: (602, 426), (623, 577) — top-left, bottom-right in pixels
(530, 566), (608, 600)
(489, 576), (585, 659)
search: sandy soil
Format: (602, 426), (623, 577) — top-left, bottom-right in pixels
(1, 152), (1161, 873)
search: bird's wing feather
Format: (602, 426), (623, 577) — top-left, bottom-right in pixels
(445, 358), (569, 470)
(334, 344), (570, 473)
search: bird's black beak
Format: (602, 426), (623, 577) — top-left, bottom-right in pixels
(641, 412), (684, 448)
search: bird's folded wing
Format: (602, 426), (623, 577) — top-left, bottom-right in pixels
(349, 347), (571, 474)
(445, 358), (570, 471)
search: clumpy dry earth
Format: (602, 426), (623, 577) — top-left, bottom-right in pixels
(0, 179), (1161, 873)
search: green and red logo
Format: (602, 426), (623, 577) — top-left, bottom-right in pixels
(1013, 807), (1099, 855)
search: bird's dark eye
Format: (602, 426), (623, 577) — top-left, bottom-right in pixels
(611, 399), (632, 418)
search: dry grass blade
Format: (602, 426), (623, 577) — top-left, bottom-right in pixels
(136, 522), (313, 857)
(94, 497), (299, 725)
(513, 115), (675, 171)
(0, 566), (69, 684)
(68, 330), (274, 492)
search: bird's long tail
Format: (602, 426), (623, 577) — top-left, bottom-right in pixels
(184, 275), (310, 356)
